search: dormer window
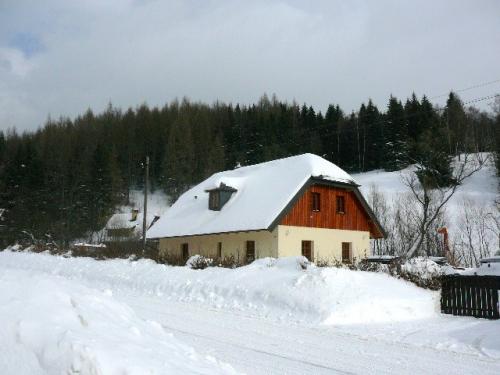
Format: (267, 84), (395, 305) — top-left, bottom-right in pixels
(205, 183), (237, 211)
(209, 191), (220, 210)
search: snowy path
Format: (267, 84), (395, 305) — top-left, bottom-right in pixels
(119, 293), (500, 375)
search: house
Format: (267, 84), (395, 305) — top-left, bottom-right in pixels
(147, 153), (385, 264)
(106, 208), (160, 241)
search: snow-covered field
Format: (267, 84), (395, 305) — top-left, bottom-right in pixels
(1, 250), (499, 374)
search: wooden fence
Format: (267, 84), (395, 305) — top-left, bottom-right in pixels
(441, 275), (500, 319)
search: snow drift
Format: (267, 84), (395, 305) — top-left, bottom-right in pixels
(0, 266), (237, 375)
(0, 251), (438, 326)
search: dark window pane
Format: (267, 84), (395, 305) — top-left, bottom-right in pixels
(336, 196), (345, 213)
(342, 242), (351, 263)
(311, 192), (320, 212)
(246, 241), (255, 263)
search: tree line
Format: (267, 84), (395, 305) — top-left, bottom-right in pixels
(0, 93), (498, 247)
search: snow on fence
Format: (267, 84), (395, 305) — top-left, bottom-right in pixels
(441, 275), (500, 319)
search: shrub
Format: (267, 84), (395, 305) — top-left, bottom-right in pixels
(157, 251), (185, 266)
(186, 255), (213, 269)
(215, 255), (242, 269)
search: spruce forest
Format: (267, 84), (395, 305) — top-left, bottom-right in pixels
(0, 92), (498, 247)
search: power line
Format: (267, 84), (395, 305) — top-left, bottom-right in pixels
(430, 79), (500, 100)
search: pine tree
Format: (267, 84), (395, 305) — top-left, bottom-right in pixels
(161, 116), (195, 202)
(383, 96), (409, 171)
(443, 92), (467, 156)
(360, 100), (382, 171)
(324, 104), (344, 163)
(414, 128), (454, 188)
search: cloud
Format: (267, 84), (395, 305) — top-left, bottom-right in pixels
(0, 0), (499, 130)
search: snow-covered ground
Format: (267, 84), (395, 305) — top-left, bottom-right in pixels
(0, 262), (237, 374)
(1, 250), (499, 374)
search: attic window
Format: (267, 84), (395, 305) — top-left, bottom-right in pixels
(336, 195), (345, 214)
(205, 183), (237, 211)
(209, 191), (220, 210)
(311, 192), (320, 212)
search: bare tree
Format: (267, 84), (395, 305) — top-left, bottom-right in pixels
(453, 198), (499, 267)
(367, 184), (389, 255)
(403, 153), (487, 258)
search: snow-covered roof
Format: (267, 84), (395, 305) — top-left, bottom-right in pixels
(462, 262), (500, 276)
(147, 153), (358, 239)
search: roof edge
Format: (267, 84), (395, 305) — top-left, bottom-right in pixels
(147, 227), (271, 240)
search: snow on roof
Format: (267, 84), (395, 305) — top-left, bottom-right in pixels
(147, 153), (357, 239)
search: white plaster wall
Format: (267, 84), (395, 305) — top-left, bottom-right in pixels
(159, 228), (278, 263)
(276, 225), (370, 262)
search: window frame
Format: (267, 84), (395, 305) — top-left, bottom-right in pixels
(311, 192), (321, 212)
(246, 240), (255, 263)
(336, 195), (345, 214)
(342, 242), (351, 263)
(209, 191), (220, 210)
(301, 240), (313, 262)
(181, 243), (189, 261)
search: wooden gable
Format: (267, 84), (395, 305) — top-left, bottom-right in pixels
(280, 184), (384, 239)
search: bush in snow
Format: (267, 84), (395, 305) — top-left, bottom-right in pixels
(186, 255), (213, 270)
(249, 256), (313, 271)
(315, 256), (443, 290)
(216, 255), (242, 269)
(398, 257), (443, 290)
(315, 256), (364, 270)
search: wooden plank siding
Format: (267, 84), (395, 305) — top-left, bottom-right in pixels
(280, 185), (383, 238)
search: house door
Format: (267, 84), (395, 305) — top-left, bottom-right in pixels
(181, 243), (189, 262)
(342, 242), (351, 263)
(301, 240), (313, 262)
(246, 241), (255, 263)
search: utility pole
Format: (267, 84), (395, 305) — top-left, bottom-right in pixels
(142, 156), (149, 254)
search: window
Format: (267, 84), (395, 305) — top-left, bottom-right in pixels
(209, 191), (220, 210)
(301, 240), (313, 262)
(311, 192), (321, 212)
(342, 242), (351, 263)
(336, 195), (345, 214)
(217, 242), (222, 259)
(207, 183), (237, 211)
(246, 241), (255, 263)
(181, 243), (189, 261)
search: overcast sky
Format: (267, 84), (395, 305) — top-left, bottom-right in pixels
(1, 0), (499, 131)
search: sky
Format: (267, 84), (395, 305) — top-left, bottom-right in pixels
(0, 0), (499, 131)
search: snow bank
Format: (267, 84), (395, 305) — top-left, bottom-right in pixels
(0, 266), (237, 375)
(402, 257), (444, 280)
(0, 251), (438, 326)
(462, 257), (500, 276)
